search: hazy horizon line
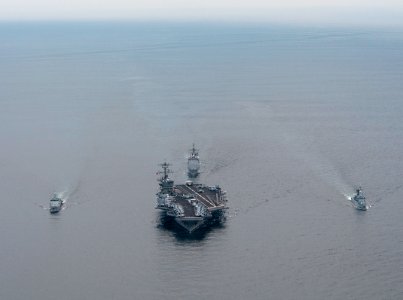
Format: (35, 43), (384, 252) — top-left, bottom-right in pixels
(1, 5), (403, 28)
(1, 19), (403, 30)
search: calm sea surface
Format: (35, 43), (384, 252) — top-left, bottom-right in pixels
(1, 22), (403, 299)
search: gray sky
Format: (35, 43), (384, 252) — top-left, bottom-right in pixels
(1, 0), (403, 26)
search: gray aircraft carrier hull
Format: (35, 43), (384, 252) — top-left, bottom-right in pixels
(156, 183), (227, 234)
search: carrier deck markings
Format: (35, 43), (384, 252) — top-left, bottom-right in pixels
(175, 185), (216, 208)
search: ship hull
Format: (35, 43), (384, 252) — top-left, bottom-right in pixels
(175, 217), (205, 233)
(49, 207), (61, 214)
(187, 170), (199, 178)
(49, 199), (63, 214)
(157, 203), (226, 234)
(187, 157), (200, 178)
(352, 203), (367, 211)
(351, 198), (367, 211)
(159, 211), (225, 234)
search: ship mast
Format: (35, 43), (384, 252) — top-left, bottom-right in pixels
(189, 143), (198, 158)
(158, 162), (172, 181)
(157, 162), (174, 194)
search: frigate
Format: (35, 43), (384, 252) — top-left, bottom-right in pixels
(49, 194), (63, 214)
(351, 188), (367, 211)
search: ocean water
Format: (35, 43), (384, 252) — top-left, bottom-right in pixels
(1, 22), (403, 300)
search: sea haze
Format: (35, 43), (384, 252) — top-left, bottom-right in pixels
(0, 22), (403, 300)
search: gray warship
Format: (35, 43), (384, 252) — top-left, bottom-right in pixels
(351, 187), (367, 211)
(49, 194), (63, 214)
(156, 162), (227, 233)
(187, 144), (200, 178)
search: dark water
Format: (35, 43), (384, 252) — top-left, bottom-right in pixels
(1, 22), (403, 299)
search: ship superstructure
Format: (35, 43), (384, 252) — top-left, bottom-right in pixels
(187, 144), (200, 178)
(49, 194), (63, 214)
(156, 162), (227, 233)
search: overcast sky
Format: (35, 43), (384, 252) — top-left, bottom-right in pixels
(1, 0), (403, 26)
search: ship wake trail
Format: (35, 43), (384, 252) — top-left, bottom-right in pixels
(65, 180), (84, 208)
(283, 133), (352, 204)
(375, 183), (403, 204)
(50, 180), (82, 210)
(243, 101), (354, 204)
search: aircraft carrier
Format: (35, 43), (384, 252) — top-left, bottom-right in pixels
(156, 162), (227, 234)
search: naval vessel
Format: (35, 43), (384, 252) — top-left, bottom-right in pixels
(49, 194), (63, 214)
(187, 144), (200, 178)
(351, 187), (367, 211)
(156, 162), (227, 233)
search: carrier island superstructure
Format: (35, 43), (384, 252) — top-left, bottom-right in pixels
(156, 162), (227, 233)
